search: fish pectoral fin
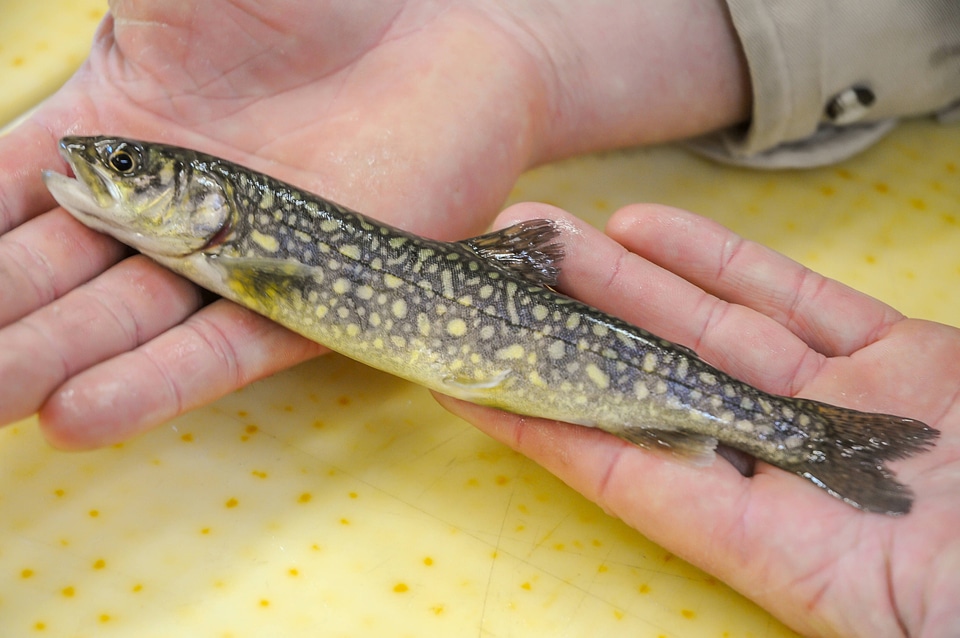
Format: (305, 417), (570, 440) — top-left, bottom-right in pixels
(441, 370), (512, 401)
(460, 219), (564, 288)
(212, 256), (319, 311)
(619, 427), (718, 467)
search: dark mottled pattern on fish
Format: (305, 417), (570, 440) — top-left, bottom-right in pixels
(43, 136), (940, 515)
(214, 166), (823, 464)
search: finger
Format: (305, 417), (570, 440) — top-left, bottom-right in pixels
(39, 300), (325, 449)
(0, 120), (65, 233)
(433, 393), (847, 602)
(0, 207), (129, 326)
(494, 203), (820, 395)
(0, 255), (201, 426)
(605, 204), (904, 357)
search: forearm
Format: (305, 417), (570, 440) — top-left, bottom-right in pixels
(492, 0), (752, 164)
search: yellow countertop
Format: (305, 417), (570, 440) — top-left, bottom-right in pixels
(1, 3), (957, 637)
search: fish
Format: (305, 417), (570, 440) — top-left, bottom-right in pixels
(42, 135), (939, 515)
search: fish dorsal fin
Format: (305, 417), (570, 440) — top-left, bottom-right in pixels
(459, 219), (564, 288)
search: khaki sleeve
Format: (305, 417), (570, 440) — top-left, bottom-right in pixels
(691, 0), (960, 168)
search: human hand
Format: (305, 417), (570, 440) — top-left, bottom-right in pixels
(0, 0), (747, 447)
(436, 204), (960, 638)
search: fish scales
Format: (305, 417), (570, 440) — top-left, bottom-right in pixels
(42, 136), (939, 515)
(220, 165), (817, 463)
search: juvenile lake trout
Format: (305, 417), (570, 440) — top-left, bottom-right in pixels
(43, 136), (938, 514)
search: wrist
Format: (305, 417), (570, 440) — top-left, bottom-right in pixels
(490, 0), (752, 164)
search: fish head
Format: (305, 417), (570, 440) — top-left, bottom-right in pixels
(42, 136), (231, 257)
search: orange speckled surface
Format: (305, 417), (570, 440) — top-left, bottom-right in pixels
(1, 1), (958, 636)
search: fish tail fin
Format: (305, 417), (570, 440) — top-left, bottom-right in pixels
(785, 400), (939, 515)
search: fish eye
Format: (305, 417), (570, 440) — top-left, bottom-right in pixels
(107, 146), (139, 174)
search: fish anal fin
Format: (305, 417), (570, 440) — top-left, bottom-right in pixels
(619, 427), (718, 467)
(460, 219), (564, 288)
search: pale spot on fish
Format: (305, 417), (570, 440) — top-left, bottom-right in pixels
(642, 353), (658, 373)
(758, 399), (774, 415)
(528, 370), (547, 388)
(735, 419), (754, 432)
(634, 382), (650, 400)
(496, 344), (526, 360)
(699, 372), (718, 386)
(258, 190), (274, 209)
(591, 324), (609, 338)
(339, 245), (361, 260)
(441, 270), (454, 297)
(319, 219), (339, 233)
(755, 424), (774, 436)
(479, 285), (494, 299)
(315, 305), (329, 320)
(392, 299), (408, 319)
(565, 314), (581, 331)
(548, 340), (566, 360)
(585, 364), (609, 390)
(356, 285), (374, 300)
(446, 319), (467, 337)
(251, 230), (280, 253)
(332, 278), (351, 295)
(345, 324), (360, 337)
(532, 305), (549, 321)
(418, 314), (431, 337)
(384, 274), (404, 289)
(740, 397), (754, 411)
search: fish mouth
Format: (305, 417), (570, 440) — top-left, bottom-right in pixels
(42, 141), (126, 234)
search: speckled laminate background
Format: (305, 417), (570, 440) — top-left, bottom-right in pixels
(1, 2), (957, 636)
